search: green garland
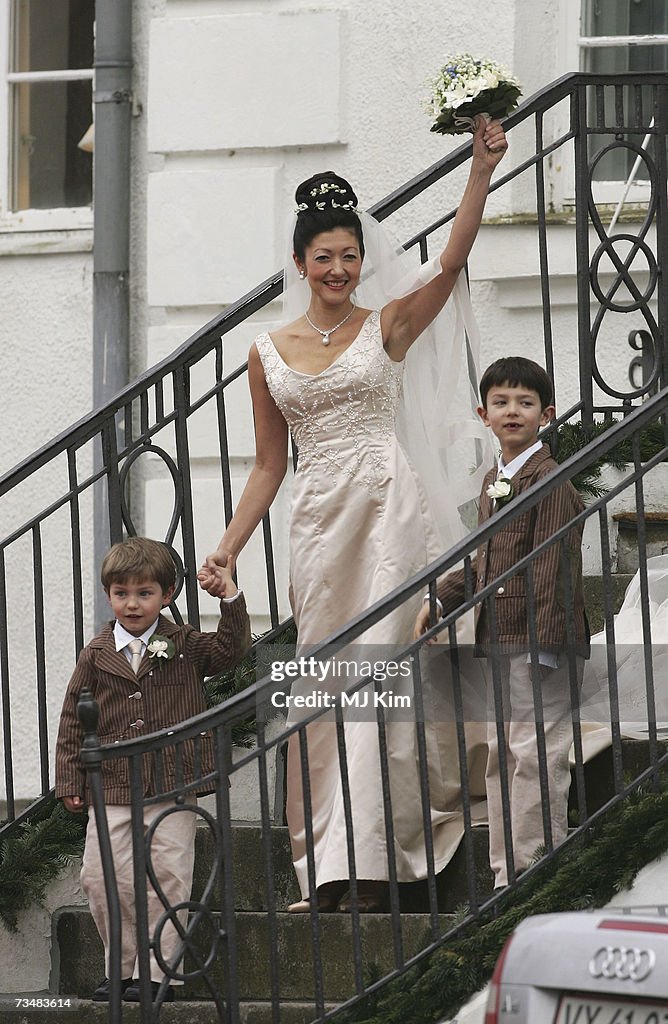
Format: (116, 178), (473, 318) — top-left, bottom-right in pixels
(204, 621), (296, 747)
(554, 417), (668, 498)
(0, 795), (86, 931)
(338, 783), (668, 1024)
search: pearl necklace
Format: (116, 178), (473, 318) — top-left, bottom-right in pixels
(304, 304), (355, 346)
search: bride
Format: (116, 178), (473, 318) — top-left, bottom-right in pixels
(199, 117), (508, 912)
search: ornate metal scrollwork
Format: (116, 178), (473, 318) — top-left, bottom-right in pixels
(118, 443), (187, 613)
(628, 328), (657, 394)
(586, 131), (662, 403)
(143, 800), (227, 1011)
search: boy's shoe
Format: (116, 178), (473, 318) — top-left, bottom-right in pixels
(91, 976), (133, 1001)
(122, 980), (175, 1002)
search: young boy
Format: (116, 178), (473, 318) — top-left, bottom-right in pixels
(55, 536), (251, 1002)
(415, 356), (589, 888)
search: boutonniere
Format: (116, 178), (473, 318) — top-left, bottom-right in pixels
(486, 476), (515, 507)
(146, 634), (176, 666)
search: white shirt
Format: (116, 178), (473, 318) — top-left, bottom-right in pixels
(497, 439), (543, 481)
(114, 619), (159, 665)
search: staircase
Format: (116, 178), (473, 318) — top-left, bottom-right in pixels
(53, 825), (464, 1017)
(1, 71), (667, 1022)
(5, 822), (478, 1022)
(5, 726), (666, 1023)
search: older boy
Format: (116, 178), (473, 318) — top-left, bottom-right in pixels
(415, 357), (589, 888)
(56, 537), (251, 1001)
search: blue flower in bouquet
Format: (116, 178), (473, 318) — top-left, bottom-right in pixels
(427, 54), (522, 135)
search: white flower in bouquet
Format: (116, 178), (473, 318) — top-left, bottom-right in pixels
(428, 54), (522, 134)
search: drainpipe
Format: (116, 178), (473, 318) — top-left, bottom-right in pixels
(92, 0), (132, 624)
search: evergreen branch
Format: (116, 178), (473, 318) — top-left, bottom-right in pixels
(337, 782), (668, 1024)
(554, 418), (668, 498)
(0, 796), (86, 932)
(204, 621), (296, 748)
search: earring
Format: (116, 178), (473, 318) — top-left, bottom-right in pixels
(299, 270), (306, 280)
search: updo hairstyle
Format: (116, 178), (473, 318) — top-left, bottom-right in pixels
(293, 171), (365, 261)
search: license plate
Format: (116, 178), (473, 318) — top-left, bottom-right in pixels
(556, 995), (668, 1024)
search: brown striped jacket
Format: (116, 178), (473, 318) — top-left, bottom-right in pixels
(55, 596), (251, 804)
(437, 445), (589, 656)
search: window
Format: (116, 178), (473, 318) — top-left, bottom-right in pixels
(553, 0), (668, 209)
(582, 0), (668, 77)
(1, 0), (94, 227)
(580, 0), (668, 184)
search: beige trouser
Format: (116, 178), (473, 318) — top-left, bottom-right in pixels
(81, 800), (197, 983)
(485, 654), (583, 888)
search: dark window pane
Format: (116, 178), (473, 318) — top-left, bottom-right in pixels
(15, 0), (94, 72)
(582, 0), (668, 182)
(12, 80), (93, 209)
(583, 0), (668, 38)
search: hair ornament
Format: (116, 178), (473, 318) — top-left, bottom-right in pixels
(309, 183), (349, 197)
(295, 180), (358, 214)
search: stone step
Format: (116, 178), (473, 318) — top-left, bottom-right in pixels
(0, 995), (336, 1023)
(192, 823), (301, 910)
(582, 573), (634, 635)
(197, 821), (493, 913)
(569, 737), (668, 822)
(54, 906), (455, 1003)
(205, 737), (665, 915)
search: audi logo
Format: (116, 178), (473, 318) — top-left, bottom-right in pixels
(589, 946), (656, 982)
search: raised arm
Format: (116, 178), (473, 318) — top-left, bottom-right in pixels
(199, 343), (289, 588)
(381, 117), (508, 361)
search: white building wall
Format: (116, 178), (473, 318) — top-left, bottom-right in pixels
(0, 237), (96, 814)
(0, 0), (656, 802)
(0, 241), (93, 474)
(140, 0), (522, 637)
(1, 0), (664, 989)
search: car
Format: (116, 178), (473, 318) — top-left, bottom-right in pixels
(484, 906), (668, 1023)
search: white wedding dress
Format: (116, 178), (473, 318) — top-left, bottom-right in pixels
(255, 311), (488, 895)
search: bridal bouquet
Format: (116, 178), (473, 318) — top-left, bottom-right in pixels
(428, 54), (522, 135)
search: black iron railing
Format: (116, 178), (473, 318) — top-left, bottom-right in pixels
(0, 70), (666, 1019)
(79, 389), (668, 1021)
(1, 71), (665, 825)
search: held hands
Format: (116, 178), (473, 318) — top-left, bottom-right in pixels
(413, 602), (440, 644)
(62, 795), (85, 814)
(197, 550), (238, 599)
(472, 115), (508, 171)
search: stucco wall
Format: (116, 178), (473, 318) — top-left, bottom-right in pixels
(139, 0), (530, 639)
(0, 245), (93, 474)
(0, 241), (95, 806)
(1, 0), (657, 801)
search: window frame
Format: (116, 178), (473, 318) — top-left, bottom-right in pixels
(0, 0), (94, 232)
(554, 0), (668, 209)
